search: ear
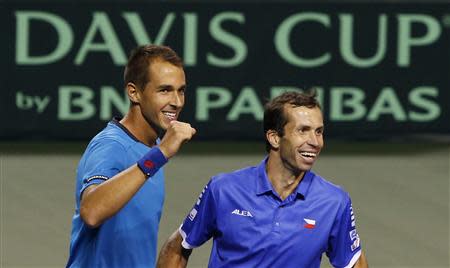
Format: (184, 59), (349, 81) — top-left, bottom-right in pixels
(266, 130), (280, 150)
(126, 82), (140, 104)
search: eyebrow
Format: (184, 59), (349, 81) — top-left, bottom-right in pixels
(157, 84), (173, 89)
(296, 124), (324, 130)
(157, 84), (187, 90)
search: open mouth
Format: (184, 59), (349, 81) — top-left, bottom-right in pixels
(162, 111), (177, 121)
(299, 151), (317, 158)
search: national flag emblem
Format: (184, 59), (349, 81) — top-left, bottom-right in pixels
(304, 218), (316, 229)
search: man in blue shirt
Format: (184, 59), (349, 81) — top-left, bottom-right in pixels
(66, 45), (196, 267)
(157, 91), (368, 268)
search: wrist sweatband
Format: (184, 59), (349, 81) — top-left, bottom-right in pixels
(137, 147), (168, 178)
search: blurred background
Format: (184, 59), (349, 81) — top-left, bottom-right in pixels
(1, 0), (449, 267)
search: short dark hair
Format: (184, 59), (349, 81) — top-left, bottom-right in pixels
(263, 90), (321, 152)
(123, 45), (183, 90)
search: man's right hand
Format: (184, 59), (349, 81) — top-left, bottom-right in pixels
(159, 121), (196, 159)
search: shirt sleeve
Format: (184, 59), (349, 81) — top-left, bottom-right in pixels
(78, 140), (127, 198)
(326, 194), (362, 268)
(179, 179), (217, 249)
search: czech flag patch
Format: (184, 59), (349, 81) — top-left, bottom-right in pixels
(304, 218), (316, 229)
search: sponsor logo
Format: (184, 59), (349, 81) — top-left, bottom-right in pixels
(304, 218), (316, 229)
(351, 237), (360, 251)
(188, 208), (197, 221)
(144, 160), (154, 168)
(231, 209), (253, 217)
(349, 229), (359, 241)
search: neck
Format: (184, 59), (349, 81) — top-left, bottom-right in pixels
(266, 151), (305, 200)
(120, 106), (158, 147)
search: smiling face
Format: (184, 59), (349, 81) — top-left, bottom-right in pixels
(277, 105), (324, 174)
(137, 59), (186, 133)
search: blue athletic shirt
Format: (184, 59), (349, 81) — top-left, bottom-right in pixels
(67, 118), (165, 268)
(180, 158), (362, 268)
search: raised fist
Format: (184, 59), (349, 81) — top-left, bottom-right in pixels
(159, 121), (196, 159)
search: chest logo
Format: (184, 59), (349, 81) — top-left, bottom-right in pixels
(231, 209), (253, 217)
(304, 218), (316, 229)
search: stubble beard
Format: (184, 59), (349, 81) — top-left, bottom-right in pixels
(145, 114), (166, 139)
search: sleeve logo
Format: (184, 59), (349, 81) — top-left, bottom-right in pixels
(350, 205), (356, 227)
(349, 229), (359, 241)
(351, 237), (360, 251)
(188, 208), (198, 221)
(196, 184), (208, 206)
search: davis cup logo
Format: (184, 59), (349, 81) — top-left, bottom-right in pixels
(304, 218), (316, 229)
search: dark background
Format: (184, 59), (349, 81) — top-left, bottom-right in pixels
(2, 1), (449, 140)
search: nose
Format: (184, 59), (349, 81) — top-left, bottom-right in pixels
(170, 91), (184, 108)
(307, 131), (320, 147)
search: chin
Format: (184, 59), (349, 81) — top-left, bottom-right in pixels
(146, 118), (166, 136)
(157, 118), (170, 129)
(159, 123), (169, 130)
(298, 163), (314, 172)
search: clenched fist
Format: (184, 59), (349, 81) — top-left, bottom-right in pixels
(159, 121), (196, 159)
